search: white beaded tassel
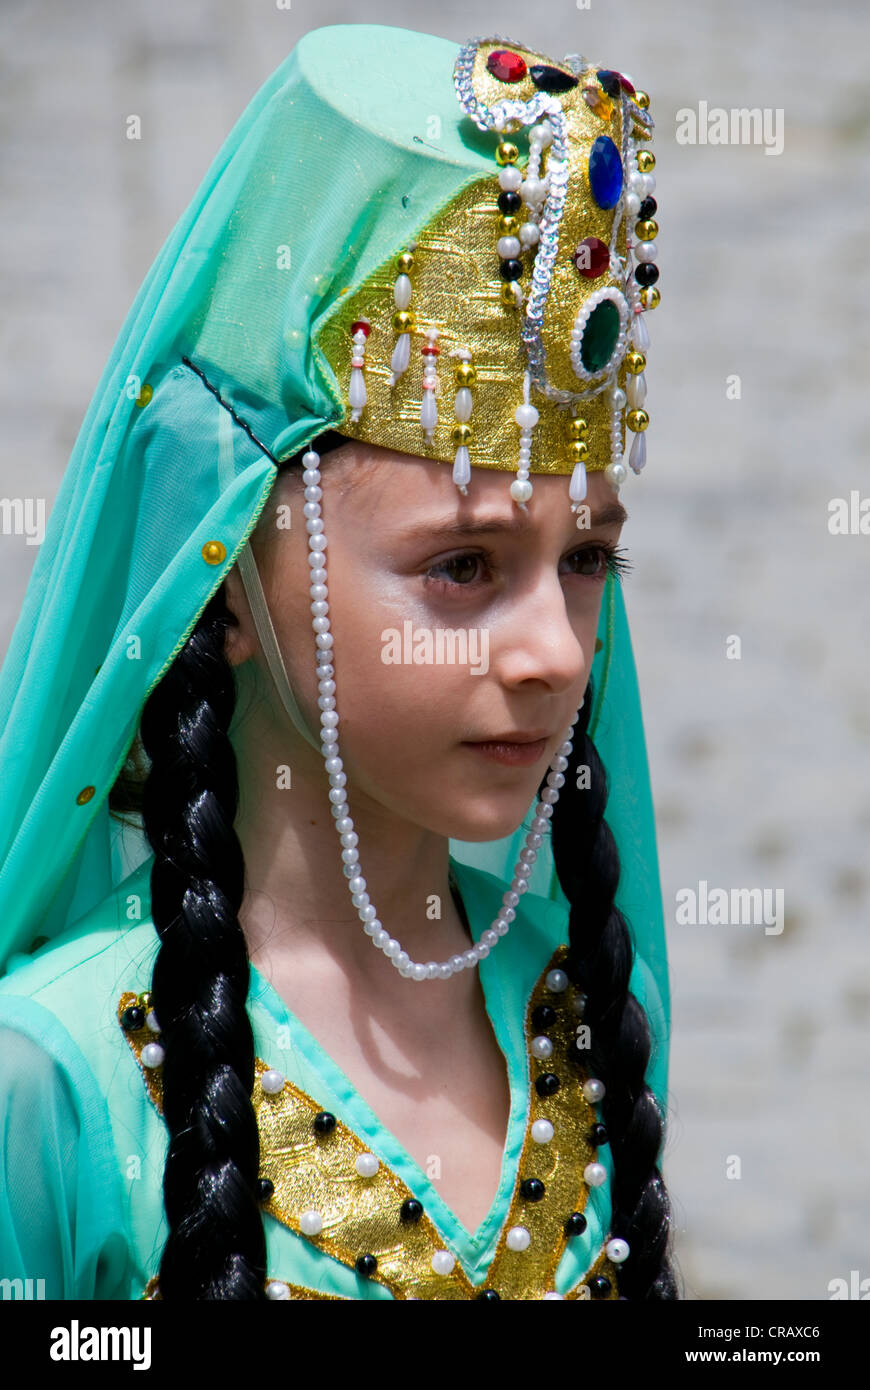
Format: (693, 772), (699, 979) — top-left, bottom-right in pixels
(348, 319), (370, 423)
(302, 438), (582, 982)
(451, 347), (474, 494)
(510, 371), (538, 507)
(388, 255), (414, 388)
(420, 327), (440, 442)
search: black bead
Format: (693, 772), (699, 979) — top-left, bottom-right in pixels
(634, 262), (659, 287)
(529, 63), (578, 94)
(531, 1004), (556, 1032)
(120, 1005), (145, 1032)
(589, 1274), (612, 1298)
(590, 1123), (609, 1147)
(498, 258), (523, 282)
(638, 196), (657, 220)
(356, 1253), (378, 1277)
(565, 1211), (588, 1237)
(535, 1072), (561, 1097)
(520, 1178), (546, 1202)
(313, 1111), (336, 1135)
(257, 1177), (275, 1202)
(596, 69), (622, 99)
(475, 1288), (501, 1300)
(400, 1199), (424, 1224)
(497, 190), (522, 215)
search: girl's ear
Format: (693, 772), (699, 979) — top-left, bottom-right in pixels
(221, 565), (259, 667)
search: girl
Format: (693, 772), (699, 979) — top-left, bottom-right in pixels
(0, 24), (677, 1300)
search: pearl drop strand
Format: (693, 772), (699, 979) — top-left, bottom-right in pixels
(300, 449), (580, 982)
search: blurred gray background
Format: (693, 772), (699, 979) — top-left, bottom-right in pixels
(1, 0), (867, 1300)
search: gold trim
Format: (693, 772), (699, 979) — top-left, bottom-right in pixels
(119, 946), (619, 1301)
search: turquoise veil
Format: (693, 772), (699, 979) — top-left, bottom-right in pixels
(0, 24), (669, 1109)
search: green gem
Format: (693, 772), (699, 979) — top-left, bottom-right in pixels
(580, 300), (620, 373)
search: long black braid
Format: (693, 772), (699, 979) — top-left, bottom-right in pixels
(546, 678), (680, 1299)
(138, 587), (266, 1300)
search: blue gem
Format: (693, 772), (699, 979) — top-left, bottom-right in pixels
(588, 136), (623, 210)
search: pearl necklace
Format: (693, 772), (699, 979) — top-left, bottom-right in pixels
(301, 448), (580, 982)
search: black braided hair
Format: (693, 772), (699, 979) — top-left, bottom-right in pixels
(139, 587), (266, 1300)
(545, 678), (680, 1299)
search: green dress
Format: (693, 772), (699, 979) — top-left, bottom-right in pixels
(0, 853), (666, 1301)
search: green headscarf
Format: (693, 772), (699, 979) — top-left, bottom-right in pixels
(0, 23), (669, 1108)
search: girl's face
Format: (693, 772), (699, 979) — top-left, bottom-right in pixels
(229, 444), (628, 844)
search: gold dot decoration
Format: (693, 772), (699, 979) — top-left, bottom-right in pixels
(625, 350), (646, 376)
(626, 409), (649, 433)
(201, 541), (227, 566)
(76, 786), (96, 805)
(135, 384), (153, 408)
(636, 149), (656, 173)
(633, 90), (650, 110)
(640, 285), (660, 310)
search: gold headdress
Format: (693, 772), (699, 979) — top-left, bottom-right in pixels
(317, 35), (659, 515)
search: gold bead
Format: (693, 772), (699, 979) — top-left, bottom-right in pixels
(625, 350), (646, 375)
(568, 417), (589, 439)
(640, 285), (660, 310)
(454, 362), (477, 386)
(135, 384), (153, 408)
(76, 786), (96, 806)
(635, 219), (658, 242)
(626, 409), (649, 432)
(500, 283), (520, 308)
(397, 251), (414, 273)
(392, 309), (415, 332)
(451, 423), (472, 446)
(569, 440), (589, 463)
(636, 149), (656, 173)
(496, 140), (519, 166)
(137, 991), (153, 1010)
(202, 540), (227, 566)
(498, 215), (519, 236)
(633, 89), (650, 110)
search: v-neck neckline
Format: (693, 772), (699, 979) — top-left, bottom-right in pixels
(246, 856), (539, 1277)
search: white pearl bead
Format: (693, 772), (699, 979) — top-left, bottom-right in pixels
(520, 178), (546, 204)
(582, 1078), (606, 1103)
(510, 477), (533, 505)
(531, 1119), (554, 1144)
(634, 240), (657, 264)
(355, 1152), (379, 1177)
(514, 402), (539, 428)
(498, 165), (522, 192)
(260, 1068), (285, 1094)
(299, 1209), (323, 1236)
(584, 1162), (607, 1187)
(145, 1010), (160, 1033)
(610, 387), (627, 410)
(625, 192), (641, 216)
(141, 1042), (164, 1068)
(497, 235), (521, 259)
(393, 273), (412, 309)
(412, 963), (428, 981)
(482, 929), (499, 948)
(519, 222), (540, 248)
(530, 1035), (553, 1060)
(542, 1291), (565, 1300)
(265, 1281), (291, 1300)
(431, 1249), (455, 1275)
(606, 1237), (630, 1263)
(546, 969), (569, 992)
(529, 119), (553, 147)
(506, 1225), (531, 1252)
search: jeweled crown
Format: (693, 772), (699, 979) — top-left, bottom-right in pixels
(314, 35), (660, 515)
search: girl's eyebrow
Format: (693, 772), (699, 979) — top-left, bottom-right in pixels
(398, 500), (628, 544)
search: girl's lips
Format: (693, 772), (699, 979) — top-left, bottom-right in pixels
(461, 737), (548, 767)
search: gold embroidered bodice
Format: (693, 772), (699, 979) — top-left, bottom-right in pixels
(119, 945), (620, 1300)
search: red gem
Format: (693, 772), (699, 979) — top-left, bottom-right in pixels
(486, 49), (527, 83)
(421, 345), (440, 356)
(615, 71), (636, 96)
(572, 237), (610, 279)
(351, 319), (371, 337)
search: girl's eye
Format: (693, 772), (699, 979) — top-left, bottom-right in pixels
(424, 542), (632, 594)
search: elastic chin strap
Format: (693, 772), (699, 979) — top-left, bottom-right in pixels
(236, 540), (322, 753)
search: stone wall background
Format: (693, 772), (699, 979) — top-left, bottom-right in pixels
(1, 0), (867, 1300)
